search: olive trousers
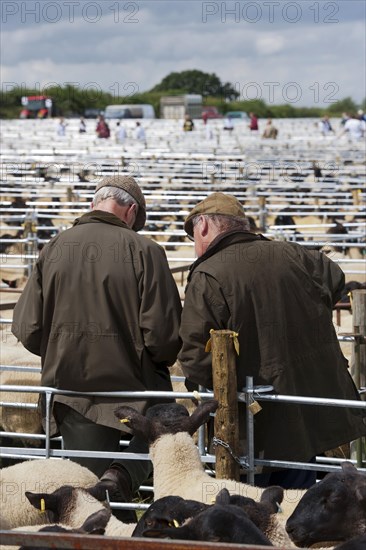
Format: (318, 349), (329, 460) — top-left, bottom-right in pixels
(54, 403), (152, 493)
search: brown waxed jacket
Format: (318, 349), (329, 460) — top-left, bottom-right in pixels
(178, 232), (366, 461)
(12, 211), (182, 430)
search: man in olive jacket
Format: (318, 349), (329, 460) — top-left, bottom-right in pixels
(178, 192), (365, 488)
(12, 175), (182, 519)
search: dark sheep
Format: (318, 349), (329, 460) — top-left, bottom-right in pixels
(115, 400), (218, 444)
(215, 486), (284, 537)
(334, 534), (366, 550)
(18, 508), (110, 550)
(274, 213), (296, 226)
(132, 495), (208, 537)
(113, 400), (297, 547)
(142, 503), (273, 545)
(286, 462), (366, 547)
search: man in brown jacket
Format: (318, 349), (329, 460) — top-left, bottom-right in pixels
(178, 192), (365, 488)
(12, 175), (182, 520)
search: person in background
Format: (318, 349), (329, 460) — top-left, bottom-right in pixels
(340, 112), (350, 126)
(183, 114), (194, 132)
(249, 112), (259, 131)
(12, 175), (182, 522)
(338, 113), (365, 142)
(357, 109), (366, 122)
(79, 117), (86, 133)
(223, 114), (234, 132)
(319, 115), (334, 136)
(134, 121), (146, 141)
(178, 192), (366, 490)
(57, 117), (67, 136)
(116, 121), (127, 143)
(262, 119), (278, 139)
(96, 115), (110, 138)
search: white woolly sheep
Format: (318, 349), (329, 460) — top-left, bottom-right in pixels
(0, 371), (42, 445)
(24, 485), (136, 538)
(286, 461), (366, 547)
(0, 512), (11, 531)
(1, 508), (110, 550)
(0, 459), (98, 529)
(114, 400), (302, 547)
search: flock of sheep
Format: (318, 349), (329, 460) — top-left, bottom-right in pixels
(1, 400), (365, 549)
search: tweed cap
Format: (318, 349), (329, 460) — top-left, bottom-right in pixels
(184, 192), (246, 237)
(95, 175), (146, 231)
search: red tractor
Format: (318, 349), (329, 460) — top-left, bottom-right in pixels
(20, 95), (54, 119)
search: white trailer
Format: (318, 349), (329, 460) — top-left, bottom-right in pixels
(104, 104), (155, 119)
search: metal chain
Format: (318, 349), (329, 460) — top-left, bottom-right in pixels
(212, 436), (250, 469)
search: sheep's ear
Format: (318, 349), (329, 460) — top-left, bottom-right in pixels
(355, 477), (366, 504)
(81, 508), (111, 534)
(215, 488), (231, 505)
(341, 461), (357, 474)
(261, 485), (284, 512)
(188, 399), (218, 435)
(114, 406), (152, 440)
(25, 491), (57, 512)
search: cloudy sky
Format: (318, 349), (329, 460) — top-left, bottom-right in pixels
(1, 0), (365, 106)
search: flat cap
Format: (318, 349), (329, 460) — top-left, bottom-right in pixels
(95, 175), (146, 231)
(184, 192), (246, 237)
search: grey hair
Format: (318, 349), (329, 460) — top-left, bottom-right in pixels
(93, 186), (138, 209)
(193, 214), (250, 233)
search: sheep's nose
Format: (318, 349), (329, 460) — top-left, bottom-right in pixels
(285, 521), (307, 545)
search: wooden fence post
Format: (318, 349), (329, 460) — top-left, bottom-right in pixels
(210, 329), (240, 481)
(350, 289), (366, 466)
(351, 289), (366, 392)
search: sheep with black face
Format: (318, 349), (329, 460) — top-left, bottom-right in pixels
(142, 501), (273, 545)
(286, 462), (366, 547)
(114, 399), (297, 546)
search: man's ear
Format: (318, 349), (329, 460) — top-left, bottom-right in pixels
(196, 215), (209, 238)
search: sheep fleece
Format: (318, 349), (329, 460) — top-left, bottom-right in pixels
(0, 459), (98, 529)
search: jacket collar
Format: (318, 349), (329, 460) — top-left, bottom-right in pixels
(73, 210), (131, 230)
(187, 230), (269, 283)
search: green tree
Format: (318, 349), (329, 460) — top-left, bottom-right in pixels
(326, 96), (358, 115)
(150, 70), (239, 100)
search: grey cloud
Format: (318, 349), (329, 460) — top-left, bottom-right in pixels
(1, 0), (364, 105)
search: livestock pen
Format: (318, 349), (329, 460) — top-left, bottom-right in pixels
(1, 117), (365, 547)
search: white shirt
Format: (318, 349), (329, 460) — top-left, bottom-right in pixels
(344, 118), (365, 140)
(135, 126), (146, 140)
(116, 126), (126, 142)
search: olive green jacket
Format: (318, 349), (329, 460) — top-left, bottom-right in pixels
(12, 211), (182, 430)
(178, 232), (366, 461)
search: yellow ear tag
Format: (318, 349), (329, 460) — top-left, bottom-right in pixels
(40, 498), (46, 513)
(119, 418), (129, 423)
(173, 519), (179, 528)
